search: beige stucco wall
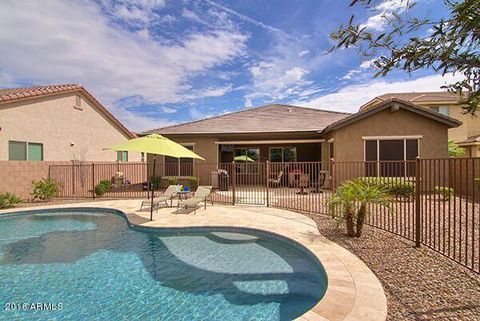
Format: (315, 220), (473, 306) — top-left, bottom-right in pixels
(330, 108), (450, 162)
(0, 93), (140, 161)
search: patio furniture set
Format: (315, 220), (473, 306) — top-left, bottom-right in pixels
(268, 170), (329, 194)
(140, 185), (213, 215)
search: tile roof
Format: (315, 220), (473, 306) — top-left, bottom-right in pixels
(458, 135), (480, 145)
(0, 84), (135, 138)
(146, 104), (351, 135)
(0, 84), (83, 102)
(376, 91), (462, 103)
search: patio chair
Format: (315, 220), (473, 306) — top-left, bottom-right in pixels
(140, 185), (181, 211)
(268, 171), (283, 187)
(177, 186), (213, 214)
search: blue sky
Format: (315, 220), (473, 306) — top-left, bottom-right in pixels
(0, 0), (458, 132)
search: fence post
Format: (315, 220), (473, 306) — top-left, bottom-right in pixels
(265, 161), (270, 207)
(415, 157), (421, 247)
(232, 161), (236, 205)
(71, 160), (76, 196)
(330, 158), (335, 192)
(92, 163), (95, 200)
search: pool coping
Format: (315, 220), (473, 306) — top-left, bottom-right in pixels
(0, 201), (387, 321)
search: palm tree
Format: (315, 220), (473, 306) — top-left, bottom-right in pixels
(328, 179), (391, 237)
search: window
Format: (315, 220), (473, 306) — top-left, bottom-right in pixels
(141, 152), (145, 162)
(234, 148), (260, 173)
(430, 106), (449, 116)
(234, 148), (260, 162)
(8, 141), (43, 161)
(364, 139), (419, 177)
(165, 145), (194, 176)
(269, 146), (297, 162)
(117, 151), (128, 162)
(28, 143), (43, 161)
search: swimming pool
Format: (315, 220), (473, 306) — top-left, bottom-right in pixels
(0, 208), (327, 321)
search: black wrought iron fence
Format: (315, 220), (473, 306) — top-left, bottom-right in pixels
(48, 158), (480, 273)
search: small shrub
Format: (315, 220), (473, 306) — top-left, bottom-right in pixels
(31, 178), (62, 201)
(94, 180), (112, 197)
(328, 179), (391, 237)
(150, 175), (161, 189)
(0, 192), (22, 209)
(434, 186), (454, 200)
(357, 177), (415, 198)
(162, 176), (200, 190)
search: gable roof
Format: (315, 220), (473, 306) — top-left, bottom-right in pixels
(359, 91), (462, 111)
(146, 104), (351, 135)
(0, 84), (136, 138)
(323, 98), (462, 134)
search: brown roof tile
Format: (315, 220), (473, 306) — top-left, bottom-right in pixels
(0, 84), (83, 102)
(377, 91), (462, 103)
(146, 104), (351, 135)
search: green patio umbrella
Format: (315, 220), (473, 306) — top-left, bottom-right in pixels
(107, 134), (205, 220)
(234, 155), (255, 162)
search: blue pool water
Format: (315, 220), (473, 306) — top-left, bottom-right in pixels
(0, 209), (327, 321)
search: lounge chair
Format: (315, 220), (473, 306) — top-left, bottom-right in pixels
(177, 186), (212, 214)
(269, 171), (283, 187)
(140, 185), (181, 211)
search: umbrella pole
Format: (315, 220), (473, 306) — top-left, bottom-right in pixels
(150, 155), (156, 221)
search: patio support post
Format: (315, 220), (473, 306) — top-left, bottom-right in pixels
(330, 158), (335, 192)
(150, 155), (157, 221)
(92, 163), (95, 199)
(415, 156), (421, 248)
(265, 161), (270, 207)
(232, 161), (236, 205)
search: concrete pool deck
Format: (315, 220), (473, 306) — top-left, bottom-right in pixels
(1, 200), (387, 321)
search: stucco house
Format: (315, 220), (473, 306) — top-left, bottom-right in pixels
(0, 84), (141, 162)
(360, 91), (480, 156)
(145, 99), (461, 173)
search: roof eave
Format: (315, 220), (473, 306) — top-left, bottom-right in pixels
(323, 98), (462, 134)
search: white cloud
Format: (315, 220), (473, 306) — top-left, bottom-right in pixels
(341, 69), (361, 80)
(360, 0), (411, 31)
(109, 105), (174, 132)
(204, 0), (294, 40)
(0, 0), (247, 130)
(161, 107), (177, 113)
(299, 50), (310, 57)
(246, 61), (313, 104)
(181, 8), (202, 22)
(359, 58), (376, 69)
(295, 73), (464, 113)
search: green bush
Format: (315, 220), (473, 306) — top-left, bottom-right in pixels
(159, 176), (200, 190)
(94, 180), (112, 197)
(31, 178), (62, 201)
(434, 186), (454, 200)
(357, 177), (415, 198)
(328, 179), (391, 237)
(0, 192), (22, 209)
(150, 175), (161, 189)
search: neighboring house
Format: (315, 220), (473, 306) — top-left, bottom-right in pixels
(0, 84), (141, 162)
(360, 91), (480, 156)
(145, 100), (460, 178)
